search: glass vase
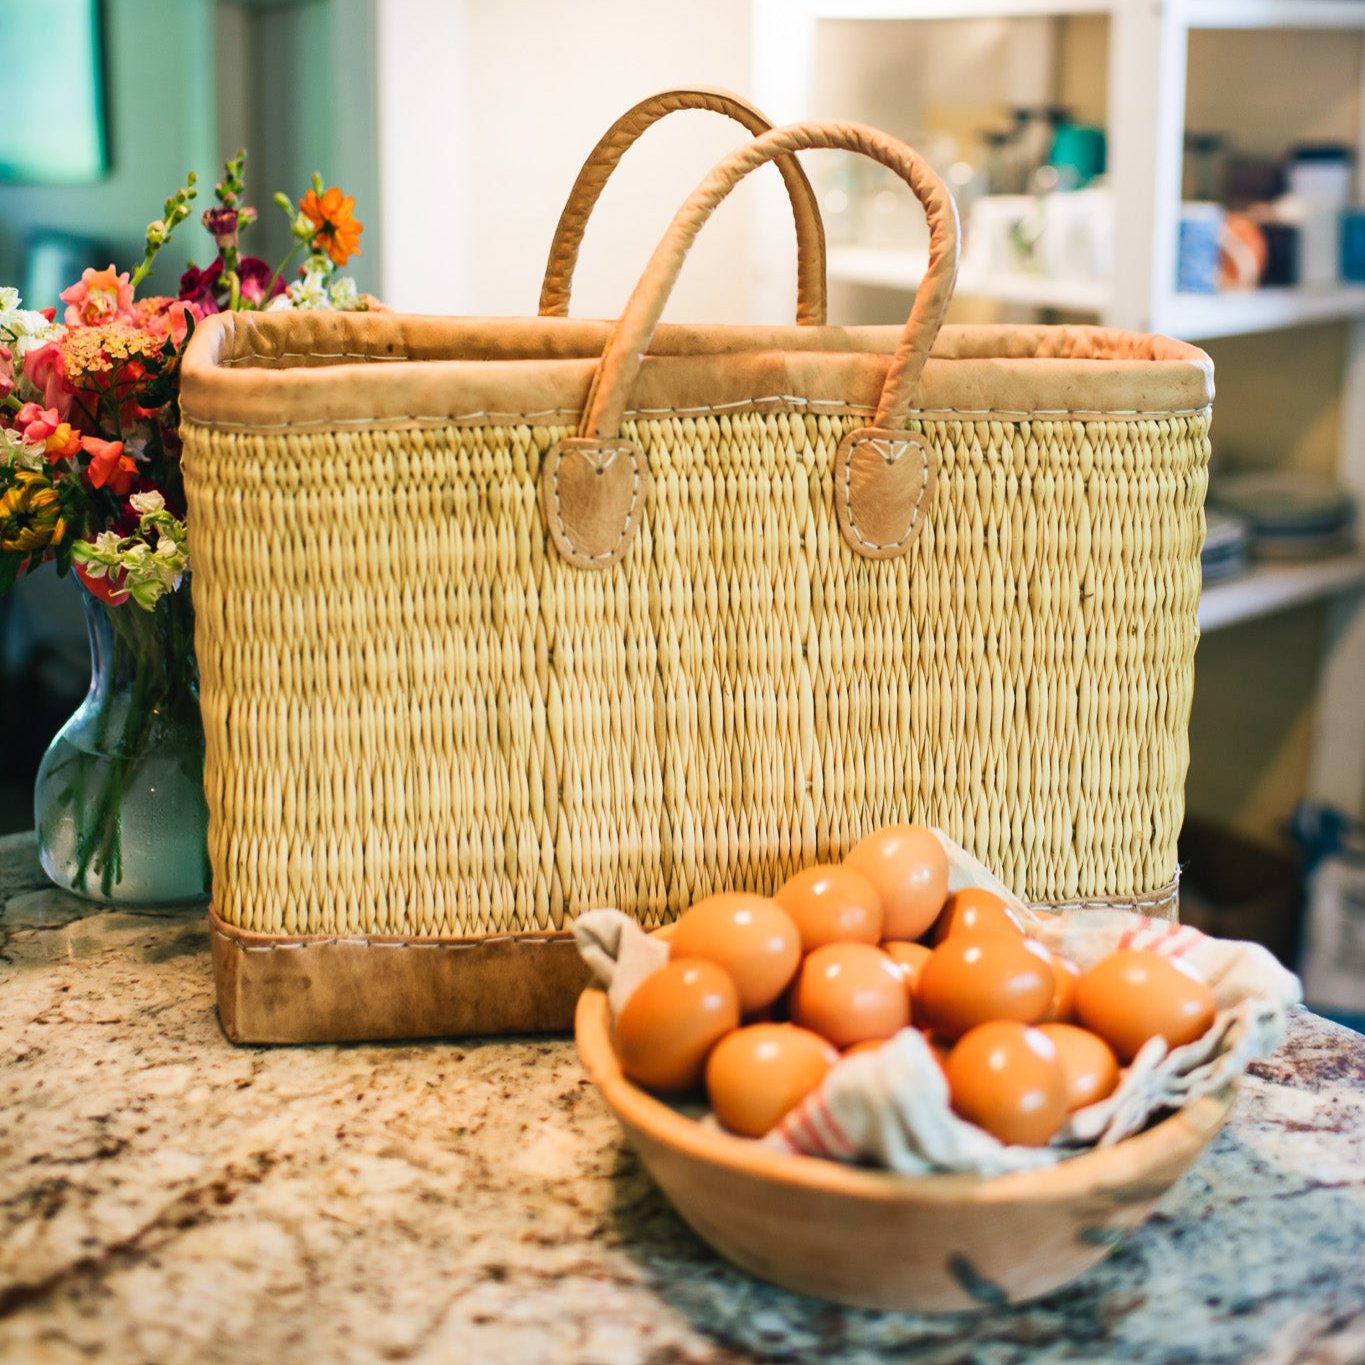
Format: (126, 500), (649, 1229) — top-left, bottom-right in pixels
(34, 581), (210, 904)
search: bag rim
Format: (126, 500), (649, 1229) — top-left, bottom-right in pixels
(180, 311), (1215, 436)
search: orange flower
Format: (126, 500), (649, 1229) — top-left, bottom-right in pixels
(44, 423), (82, 461)
(83, 437), (137, 494)
(300, 185), (363, 266)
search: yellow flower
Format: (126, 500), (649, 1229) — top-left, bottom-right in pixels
(0, 471), (66, 555)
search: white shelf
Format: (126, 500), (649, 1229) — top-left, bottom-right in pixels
(1173, 0), (1365, 32)
(796, 0), (1114, 20)
(828, 248), (1365, 340)
(828, 245), (1110, 313)
(1199, 553), (1365, 633)
(1157, 287), (1365, 343)
(793, 0), (1365, 28)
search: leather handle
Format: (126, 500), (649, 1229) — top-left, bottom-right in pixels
(580, 122), (959, 441)
(538, 87), (828, 326)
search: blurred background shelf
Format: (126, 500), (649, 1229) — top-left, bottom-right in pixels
(1199, 553), (1365, 632)
(828, 252), (1365, 341)
(757, 0), (1365, 977)
(1158, 287), (1365, 342)
(827, 244), (1111, 312)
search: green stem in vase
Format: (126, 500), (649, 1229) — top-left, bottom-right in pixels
(64, 585), (197, 899)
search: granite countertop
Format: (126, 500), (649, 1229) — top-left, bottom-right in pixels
(1, 832), (1362, 1365)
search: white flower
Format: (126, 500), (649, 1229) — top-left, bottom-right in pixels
(129, 489), (165, 516)
(328, 275), (360, 311)
(265, 293), (294, 312)
(286, 267), (333, 311)
(0, 285), (58, 356)
(0, 426), (46, 471)
(69, 506), (190, 611)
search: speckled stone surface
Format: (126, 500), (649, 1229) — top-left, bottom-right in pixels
(1, 831), (1362, 1365)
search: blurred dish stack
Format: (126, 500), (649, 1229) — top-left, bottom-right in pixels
(1210, 472), (1357, 560)
(1200, 508), (1252, 585)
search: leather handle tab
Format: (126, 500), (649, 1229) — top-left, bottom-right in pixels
(833, 428), (935, 559)
(539, 87), (828, 326)
(580, 122), (959, 443)
(539, 437), (649, 570)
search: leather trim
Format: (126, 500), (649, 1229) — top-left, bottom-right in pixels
(180, 313), (1216, 436)
(209, 877), (1180, 1044)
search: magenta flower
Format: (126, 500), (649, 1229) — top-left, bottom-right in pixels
(178, 259), (224, 313)
(236, 256), (285, 306)
(202, 207), (241, 251)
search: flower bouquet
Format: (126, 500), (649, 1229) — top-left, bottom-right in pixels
(1, 153), (373, 903)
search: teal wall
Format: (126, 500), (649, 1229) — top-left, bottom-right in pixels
(0, 0), (217, 304)
(0, 0), (380, 308)
(223, 0), (380, 297)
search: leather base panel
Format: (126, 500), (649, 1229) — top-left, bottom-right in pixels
(209, 907), (590, 1044)
(208, 874), (1179, 1045)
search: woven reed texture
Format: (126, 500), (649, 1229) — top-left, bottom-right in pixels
(183, 403), (1209, 938)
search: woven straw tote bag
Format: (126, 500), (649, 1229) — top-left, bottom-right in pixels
(180, 112), (1213, 1044)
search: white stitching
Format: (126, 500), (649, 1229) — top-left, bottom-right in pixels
(221, 349), (407, 365)
(1031, 879), (1181, 914)
(840, 432), (931, 552)
(547, 441), (642, 564)
(181, 395), (1212, 434)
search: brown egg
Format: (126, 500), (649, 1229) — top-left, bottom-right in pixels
(930, 887), (1024, 943)
(843, 824), (948, 941)
(916, 933), (1055, 1040)
(882, 940), (933, 992)
(945, 1021), (1067, 1147)
(1043, 953), (1081, 1023)
(882, 940), (933, 1025)
(774, 864), (883, 952)
(613, 958), (740, 1093)
(669, 892), (802, 1013)
(1037, 1023), (1120, 1111)
(1075, 950), (1216, 1062)
(706, 1024), (839, 1137)
(789, 942), (911, 1048)
(843, 1038), (889, 1058)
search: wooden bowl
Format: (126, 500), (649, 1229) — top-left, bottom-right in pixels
(575, 986), (1235, 1312)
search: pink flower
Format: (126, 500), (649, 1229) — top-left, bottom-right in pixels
(17, 402), (59, 444)
(136, 296), (204, 345)
(21, 341), (76, 420)
(59, 265), (135, 328)
(0, 343), (12, 401)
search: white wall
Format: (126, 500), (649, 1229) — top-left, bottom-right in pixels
(376, 0), (773, 323)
